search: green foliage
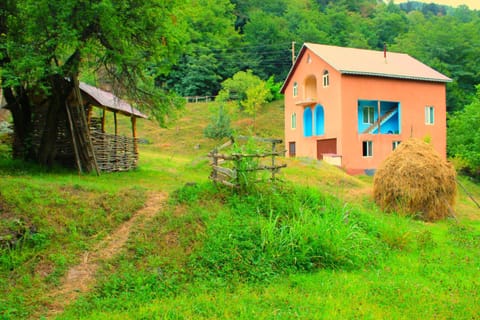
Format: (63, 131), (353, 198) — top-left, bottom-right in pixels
(216, 70), (271, 129)
(158, 0), (241, 96)
(392, 13), (480, 111)
(188, 183), (388, 282)
(204, 105), (233, 140)
(231, 138), (268, 192)
(1, 0), (188, 123)
(265, 76), (284, 101)
(448, 84), (480, 177)
(216, 70), (262, 103)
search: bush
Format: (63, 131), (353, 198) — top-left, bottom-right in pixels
(204, 105), (233, 140)
(187, 183), (388, 282)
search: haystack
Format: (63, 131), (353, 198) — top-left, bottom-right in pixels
(373, 138), (456, 221)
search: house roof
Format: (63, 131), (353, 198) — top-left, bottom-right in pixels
(281, 43), (452, 93)
(79, 82), (148, 119)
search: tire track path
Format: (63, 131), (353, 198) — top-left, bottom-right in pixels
(43, 191), (167, 318)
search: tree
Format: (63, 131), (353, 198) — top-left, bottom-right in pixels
(241, 82), (272, 131)
(369, 3), (408, 49)
(447, 84), (480, 177)
(216, 70), (271, 130)
(391, 12), (480, 111)
(242, 10), (292, 81)
(159, 0), (241, 97)
(0, 0), (187, 168)
(216, 70), (265, 103)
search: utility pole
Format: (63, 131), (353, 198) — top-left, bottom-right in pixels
(292, 41), (296, 65)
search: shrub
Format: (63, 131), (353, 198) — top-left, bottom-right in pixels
(204, 105), (233, 140)
(188, 183), (388, 282)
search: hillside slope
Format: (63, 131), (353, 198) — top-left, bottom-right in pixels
(0, 100), (479, 319)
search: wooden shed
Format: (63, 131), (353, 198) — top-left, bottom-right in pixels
(24, 81), (148, 173)
(79, 82), (148, 172)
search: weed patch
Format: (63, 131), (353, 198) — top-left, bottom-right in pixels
(186, 183), (389, 282)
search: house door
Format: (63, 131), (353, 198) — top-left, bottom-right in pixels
(289, 142), (296, 157)
(316, 138), (337, 160)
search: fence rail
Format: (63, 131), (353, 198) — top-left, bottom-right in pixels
(208, 136), (286, 188)
(184, 94), (239, 103)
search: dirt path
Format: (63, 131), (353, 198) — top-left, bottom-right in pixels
(43, 191), (167, 319)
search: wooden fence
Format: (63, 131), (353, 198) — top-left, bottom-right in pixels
(185, 94), (239, 103)
(208, 136), (286, 188)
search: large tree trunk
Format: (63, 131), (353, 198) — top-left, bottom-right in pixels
(3, 86), (33, 160)
(36, 75), (71, 167)
(5, 76), (73, 168)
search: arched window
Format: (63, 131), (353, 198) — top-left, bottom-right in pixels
(303, 108), (313, 137)
(293, 82), (298, 97)
(323, 70), (329, 87)
(314, 104), (325, 135)
(291, 112), (297, 129)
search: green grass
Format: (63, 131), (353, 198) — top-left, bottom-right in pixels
(57, 182), (479, 320)
(0, 100), (479, 319)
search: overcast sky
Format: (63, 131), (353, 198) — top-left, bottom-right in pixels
(395, 0), (480, 10)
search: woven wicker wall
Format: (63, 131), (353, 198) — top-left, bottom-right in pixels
(17, 109), (138, 172)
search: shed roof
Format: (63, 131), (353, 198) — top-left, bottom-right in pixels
(281, 43), (451, 93)
(79, 82), (148, 119)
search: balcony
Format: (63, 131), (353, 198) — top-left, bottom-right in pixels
(295, 97), (317, 107)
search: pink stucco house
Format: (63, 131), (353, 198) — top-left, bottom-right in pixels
(281, 43), (451, 174)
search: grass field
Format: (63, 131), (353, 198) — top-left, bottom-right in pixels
(0, 100), (479, 319)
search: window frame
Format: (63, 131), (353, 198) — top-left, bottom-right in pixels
(363, 106), (375, 125)
(322, 70), (329, 87)
(291, 112), (297, 129)
(362, 140), (373, 157)
(392, 141), (401, 150)
(425, 106), (434, 125)
(293, 81), (298, 97)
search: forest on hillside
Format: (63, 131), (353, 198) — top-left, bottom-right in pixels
(159, 0), (480, 113)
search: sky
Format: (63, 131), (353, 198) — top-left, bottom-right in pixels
(395, 0), (480, 10)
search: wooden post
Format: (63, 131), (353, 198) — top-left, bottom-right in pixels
(65, 101), (83, 174)
(101, 108), (106, 133)
(212, 148), (218, 181)
(114, 111), (118, 136)
(86, 105), (93, 125)
(113, 111), (118, 170)
(271, 141), (276, 180)
(131, 116), (138, 156)
(70, 76), (100, 175)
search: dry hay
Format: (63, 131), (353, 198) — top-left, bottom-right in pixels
(373, 138), (457, 221)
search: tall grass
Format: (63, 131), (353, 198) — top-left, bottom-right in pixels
(59, 180), (480, 320)
(187, 183), (390, 282)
